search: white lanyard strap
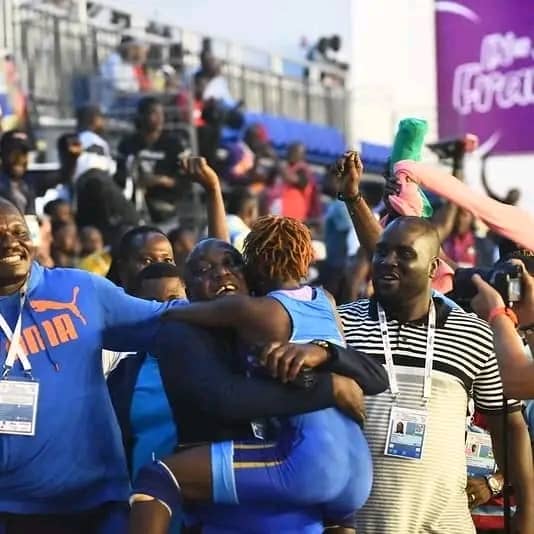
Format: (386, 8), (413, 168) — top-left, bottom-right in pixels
(378, 300), (436, 401)
(423, 303), (436, 400)
(0, 293), (31, 376)
(378, 304), (399, 397)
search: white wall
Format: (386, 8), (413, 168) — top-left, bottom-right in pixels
(347, 0), (438, 147)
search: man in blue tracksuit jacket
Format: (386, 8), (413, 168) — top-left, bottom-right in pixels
(0, 198), (170, 533)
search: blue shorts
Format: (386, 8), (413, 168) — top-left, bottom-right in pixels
(211, 407), (373, 525)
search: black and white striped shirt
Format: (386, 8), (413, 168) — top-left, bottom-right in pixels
(338, 297), (520, 534)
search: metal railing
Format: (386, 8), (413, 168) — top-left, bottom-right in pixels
(3, 0), (349, 134)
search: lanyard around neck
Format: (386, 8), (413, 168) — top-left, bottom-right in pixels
(0, 291), (31, 378)
(377, 300), (436, 401)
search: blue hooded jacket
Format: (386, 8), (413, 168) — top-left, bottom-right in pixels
(0, 262), (168, 514)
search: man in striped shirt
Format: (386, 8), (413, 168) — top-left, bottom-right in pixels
(338, 216), (534, 534)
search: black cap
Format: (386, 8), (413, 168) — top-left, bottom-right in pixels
(0, 130), (31, 156)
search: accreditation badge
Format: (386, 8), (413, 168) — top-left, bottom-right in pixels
(0, 377), (39, 436)
(384, 406), (428, 460)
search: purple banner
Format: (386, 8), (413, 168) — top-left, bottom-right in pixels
(436, 0), (534, 154)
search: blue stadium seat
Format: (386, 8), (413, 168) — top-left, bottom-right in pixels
(360, 142), (391, 174)
(222, 112), (392, 171)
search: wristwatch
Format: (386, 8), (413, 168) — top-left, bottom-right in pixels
(485, 474), (504, 496)
(310, 339), (330, 351)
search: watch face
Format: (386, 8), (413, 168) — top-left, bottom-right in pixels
(488, 476), (502, 492)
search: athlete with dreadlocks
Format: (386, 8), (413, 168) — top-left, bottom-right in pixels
(130, 215), (373, 533)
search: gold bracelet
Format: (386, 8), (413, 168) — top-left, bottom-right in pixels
(337, 191), (362, 203)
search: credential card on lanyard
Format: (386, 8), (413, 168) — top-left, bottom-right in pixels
(465, 430), (496, 478)
(378, 301), (436, 401)
(384, 405), (428, 460)
(0, 378), (39, 435)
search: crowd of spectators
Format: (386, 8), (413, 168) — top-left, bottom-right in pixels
(0, 30), (342, 289)
(2, 23), (534, 534)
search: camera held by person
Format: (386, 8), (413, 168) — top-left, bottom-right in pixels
(453, 262), (523, 309)
(469, 256), (534, 399)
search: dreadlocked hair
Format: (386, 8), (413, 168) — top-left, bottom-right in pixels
(242, 215), (314, 285)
